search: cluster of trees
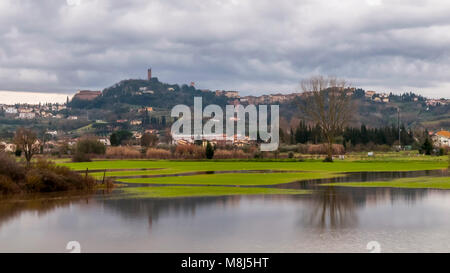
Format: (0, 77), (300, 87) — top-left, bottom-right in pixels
(342, 125), (414, 146)
(287, 122), (415, 147)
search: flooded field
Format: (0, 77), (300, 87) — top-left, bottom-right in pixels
(0, 169), (449, 253)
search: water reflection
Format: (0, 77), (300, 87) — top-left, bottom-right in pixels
(102, 195), (244, 228)
(0, 192), (94, 229)
(301, 187), (357, 230)
(0, 170), (448, 252)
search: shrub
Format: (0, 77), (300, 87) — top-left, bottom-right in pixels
(106, 146), (141, 159)
(110, 130), (133, 146)
(141, 133), (159, 147)
(71, 151), (92, 162)
(174, 145), (205, 159)
(0, 175), (20, 195)
(214, 149), (250, 159)
(0, 153), (95, 195)
(421, 138), (433, 155)
(307, 144), (345, 155)
(205, 142), (214, 159)
(279, 145), (298, 153)
(25, 159), (96, 192)
(0, 152), (25, 181)
(72, 137), (106, 162)
(146, 148), (172, 159)
(75, 138), (106, 155)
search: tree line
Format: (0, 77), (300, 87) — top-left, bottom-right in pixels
(287, 121), (416, 147)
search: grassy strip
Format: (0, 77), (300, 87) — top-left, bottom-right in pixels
(61, 159), (447, 175)
(322, 176), (450, 190)
(115, 186), (310, 198)
(117, 172), (340, 186)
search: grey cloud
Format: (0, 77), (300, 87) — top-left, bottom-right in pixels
(0, 0), (449, 98)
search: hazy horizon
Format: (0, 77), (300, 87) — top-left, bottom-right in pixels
(0, 83), (448, 105)
(0, 90), (72, 104)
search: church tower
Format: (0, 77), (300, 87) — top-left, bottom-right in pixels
(147, 68), (152, 80)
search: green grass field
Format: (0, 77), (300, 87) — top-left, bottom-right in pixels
(115, 186), (310, 199)
(322, 176), (450, 190)
(59, 157), (448, 198)
(117, 172), (341, 186)
(62, 159), (447, 174)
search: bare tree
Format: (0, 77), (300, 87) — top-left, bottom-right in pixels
(14, 128), (40, 166)
(141, 132), (159, 147)
(299, 76), (353, 162)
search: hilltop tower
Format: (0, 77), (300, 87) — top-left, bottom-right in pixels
(147, 68), (152, 80)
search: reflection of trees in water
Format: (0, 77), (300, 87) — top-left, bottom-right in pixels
(102, 195), (243, 228)
(0, 191), (96, 228)
(281, 169), (448, 191)
(302, 187), (357, 230)
(301, 186), (433, 230)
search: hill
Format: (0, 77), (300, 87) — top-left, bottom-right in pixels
(69, 78), (229, 110)
(68, 78), (449, 131)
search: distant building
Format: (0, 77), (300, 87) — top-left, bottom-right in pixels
(365, 91), (376, 98)
(215, 90), (240, 98)
(130, 120), (142, 126)
(133, 131), (143, 139)
(148, 68), (152, 80)
(68, 116), (78, 120)
(432, 130), (450, 147)
(1, 143), (16, 152)
(73, 90), (102, 101)
(18, 112), (36, 119)
(99, 138), (111, 146)
(46, 130), (58, 136)
(5, 107), (18, 114)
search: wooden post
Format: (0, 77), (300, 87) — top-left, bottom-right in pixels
(102, 169), (106, 185)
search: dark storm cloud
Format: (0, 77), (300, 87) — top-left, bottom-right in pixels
(0, 0), (449, 98)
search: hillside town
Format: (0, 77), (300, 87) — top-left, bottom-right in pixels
(0, 81), (449, 157)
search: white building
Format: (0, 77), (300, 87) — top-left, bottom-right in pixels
(18, 112), (36, 119)
(99, 138), (111, 146)
(0, 142), (16, 153)
(46, 130), (58, 137)
(432, 131), (450, 147)
(5, 107), (18, 114)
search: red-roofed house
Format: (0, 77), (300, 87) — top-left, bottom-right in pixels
(432, 130), (450, 147)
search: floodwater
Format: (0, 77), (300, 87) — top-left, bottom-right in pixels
(0, 170), (449, 253)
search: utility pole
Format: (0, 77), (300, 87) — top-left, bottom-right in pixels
(397, 107), (401, 149)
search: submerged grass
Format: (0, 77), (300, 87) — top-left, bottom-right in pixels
(116, 186), (311, 198)
(117, 172), (340, 186)
(57, 157), (447, 197)
(322, 176), (450, 190)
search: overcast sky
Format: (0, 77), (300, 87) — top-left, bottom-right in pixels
(1, 0), (450, 98)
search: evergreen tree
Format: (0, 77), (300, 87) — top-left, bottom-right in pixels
(205, 142), (214, 159)
(421, 138), (433, 155)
